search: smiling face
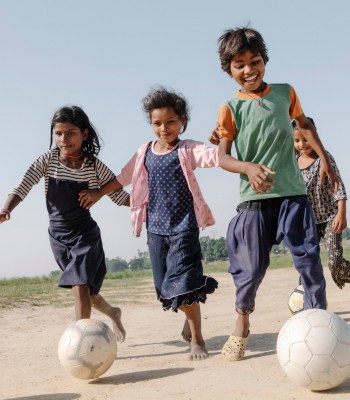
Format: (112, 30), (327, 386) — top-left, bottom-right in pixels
(230, 50), (266, 94)
(294, 129), (317, 157)
(150, 107), (185, 147)
(54, 122), (88, 157)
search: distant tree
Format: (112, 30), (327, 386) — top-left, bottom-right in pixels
(200, 236), (227, 262)
(271, 244), (289, 255)
(129, 257), (145, 270)
(213, 237), (227, 260)
(342, 228), (350, 240)
(129, 250), (152, 271)
(49, 270), (61, 278)
(105, 257), (128, 272)
(199, 236), (209, 260)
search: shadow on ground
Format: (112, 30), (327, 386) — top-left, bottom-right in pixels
(4, 394), (80, 400)
(89, 367), (194, 385)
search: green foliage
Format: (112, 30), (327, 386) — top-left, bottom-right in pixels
(49, 270), (62, 278)
(105, 270), (152, 280)
(128, 250), (152, 271)
(2, 242), (348, 309)
(0, 275), (64, 309)
(200, 236), (228, 262)
(271, 244), (289, 255)
(106, 257), (128, 272)
(342, 228), (350, 240)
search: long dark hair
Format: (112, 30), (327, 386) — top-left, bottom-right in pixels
(50, 105), (102, 164)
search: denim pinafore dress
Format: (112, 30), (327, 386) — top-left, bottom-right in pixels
(47, 170), (106, 294)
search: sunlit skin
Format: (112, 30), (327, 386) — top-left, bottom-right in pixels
(294, 129), (318, 163)
(54, 122), (88, 160)
(230, 50), (266, 94)
(55, 122), (126, 341)
(0, 120), (127, 342)
(52, 121), (125, 210)
(150, 106), (209, 360)
(150, 107), (186, 152)
(212, 50), (276, 198)
(207, 46), (339, 351)
(216, 50), (272, 339)
(294, 129), (346, 234)
(54, 122), (99, 208)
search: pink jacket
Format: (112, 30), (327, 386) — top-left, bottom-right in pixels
(117, 139), (219, 237)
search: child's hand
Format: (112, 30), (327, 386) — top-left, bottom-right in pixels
(332, 213), (347, 234)
(320, 161), (339, 193)
(209, 127), (220, 145)
(0, 211), (11, 224)
(246, 163), (275, 194)
(79, 189), (103, 209)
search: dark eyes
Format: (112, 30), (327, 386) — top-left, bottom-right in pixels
(233, 60), (261, 69)
(55, 131), (75, 137)
(152, 120), (176, 126)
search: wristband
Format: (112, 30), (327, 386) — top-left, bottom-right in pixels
(0, 209), (11, 215)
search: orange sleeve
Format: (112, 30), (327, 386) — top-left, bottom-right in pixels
(217, 104), (236, 141)
(289, 85), (303, 120)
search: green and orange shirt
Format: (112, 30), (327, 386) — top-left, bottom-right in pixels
(217, 83), (307, 202)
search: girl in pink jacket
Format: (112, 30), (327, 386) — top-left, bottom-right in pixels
(118, 87), (219, 360)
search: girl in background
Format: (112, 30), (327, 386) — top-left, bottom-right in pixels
(293, 117), (350, 289)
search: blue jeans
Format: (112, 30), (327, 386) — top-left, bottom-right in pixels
(226, 196), (326, 312)
(147, 228), (218, 311)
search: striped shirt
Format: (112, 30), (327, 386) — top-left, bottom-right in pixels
(10, 148), (129, 206)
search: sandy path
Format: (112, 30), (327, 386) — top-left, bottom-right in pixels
(1, 267), (350, 400)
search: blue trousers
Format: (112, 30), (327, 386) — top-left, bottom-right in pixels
(226, 196), (326, 312)
(147, 228), (218, 311)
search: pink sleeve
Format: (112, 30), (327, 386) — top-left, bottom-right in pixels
(116, 152), (138, 186)
(191, 142), (219, 168)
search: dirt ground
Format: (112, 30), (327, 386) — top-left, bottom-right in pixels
(1, 267), (350, 400)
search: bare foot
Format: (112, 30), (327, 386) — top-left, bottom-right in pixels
(181, 319), (192, 342)
(189, 341), (208, 361)
(111, 307), (126, 343)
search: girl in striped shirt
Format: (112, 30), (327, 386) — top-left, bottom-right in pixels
(0, 106), (128, 342)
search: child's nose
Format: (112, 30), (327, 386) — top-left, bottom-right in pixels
(244, 64), (253, 74)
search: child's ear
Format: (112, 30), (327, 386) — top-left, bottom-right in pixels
(83, 129), (89, 140)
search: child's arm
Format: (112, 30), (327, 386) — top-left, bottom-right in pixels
(79, 178), (125, 209)
(332, 200), (347, 234)
(0, 194), (22, 224)
(218, 138), (275, 194)
(293, 114), (338, 192)
(209, 125), (221, 145)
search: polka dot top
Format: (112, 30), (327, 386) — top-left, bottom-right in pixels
(145, 142), (198, 235)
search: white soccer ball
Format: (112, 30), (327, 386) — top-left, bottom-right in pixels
(288, 284), (304, 314)
(277, 309), (350, 391)
(58, 319), (117, 380)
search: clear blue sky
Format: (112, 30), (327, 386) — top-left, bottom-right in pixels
(1, 0), (349, 278)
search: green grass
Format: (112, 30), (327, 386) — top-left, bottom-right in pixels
(1, 248), (349, 309)
(203, 248), (350, 273)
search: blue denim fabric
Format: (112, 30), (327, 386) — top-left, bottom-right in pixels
(147, 228), (218, 311)
(47, 177), (106, 295)
(226, 196), (326, 312)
